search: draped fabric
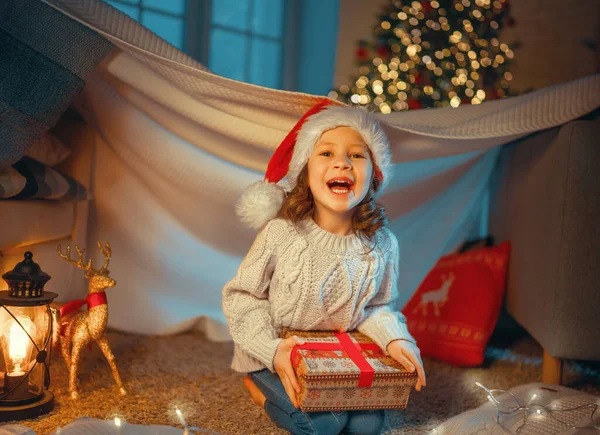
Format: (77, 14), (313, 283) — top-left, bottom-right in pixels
(42, 0), (600, 339)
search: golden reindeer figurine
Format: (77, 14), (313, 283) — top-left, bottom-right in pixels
(55, 241), (126, 399)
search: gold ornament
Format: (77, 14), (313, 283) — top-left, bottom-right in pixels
(54, 242), (125, 399)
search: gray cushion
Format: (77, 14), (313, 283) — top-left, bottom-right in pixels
(0, 0), (113, 168)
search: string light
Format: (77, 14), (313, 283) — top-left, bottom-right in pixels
(114, 417), (122, 435)
(174, 407), (222, 434)
(472, 382), (600, 434)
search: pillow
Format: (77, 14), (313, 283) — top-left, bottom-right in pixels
(402, 241), (510, 366)
(49, 417), (185, 435)
(0, 156), (88, 201)
(24, 132), (72, 166)
(0, 167), (27, 198)
(433, 383), (598, 434)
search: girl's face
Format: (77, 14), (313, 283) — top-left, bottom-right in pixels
(307, 126), (374, 222)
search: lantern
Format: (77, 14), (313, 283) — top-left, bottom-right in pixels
(0, 252), (57, 421)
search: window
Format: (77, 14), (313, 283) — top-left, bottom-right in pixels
(104, 0), (339, 95)
(208, 0), (285, 89)
(105, 0), (186, 50)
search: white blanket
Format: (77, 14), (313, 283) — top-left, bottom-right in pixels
(43, 0), (600, 339)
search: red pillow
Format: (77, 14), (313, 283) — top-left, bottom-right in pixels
(402, 241), (511, 366)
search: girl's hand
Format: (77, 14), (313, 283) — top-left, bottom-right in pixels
(386, 339), (427, 391)
(273, 335), (305, 408)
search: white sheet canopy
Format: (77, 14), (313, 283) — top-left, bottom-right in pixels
(44, 0), (600, 339)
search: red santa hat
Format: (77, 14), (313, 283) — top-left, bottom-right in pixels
(236, 100), (392, 229)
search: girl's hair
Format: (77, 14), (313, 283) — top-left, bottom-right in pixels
(277, 149), (388, 243)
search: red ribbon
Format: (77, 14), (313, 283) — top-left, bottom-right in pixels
(56, 292), (108, 352)
(60, 292), (107, 318)
(290, 332), (379, 388)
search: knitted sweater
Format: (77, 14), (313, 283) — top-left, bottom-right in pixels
(222, 217), (415, 373)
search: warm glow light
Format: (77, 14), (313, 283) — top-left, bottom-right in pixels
(1, 315), (36, 375)
(114, 417), (122, 427)
(176, 408), (188, 428)
(9, 323), (28, 367)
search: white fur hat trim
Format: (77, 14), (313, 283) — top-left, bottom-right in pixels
(235, 180), (286, 229)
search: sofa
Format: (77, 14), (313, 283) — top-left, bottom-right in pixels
(488, 114), (600, 384)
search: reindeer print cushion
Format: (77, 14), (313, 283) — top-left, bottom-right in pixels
(402, 241), (510, 366)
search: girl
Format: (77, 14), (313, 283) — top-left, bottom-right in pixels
(222, 100), (426, 435)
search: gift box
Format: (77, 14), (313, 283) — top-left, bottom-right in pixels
(282, 329), (418, 412)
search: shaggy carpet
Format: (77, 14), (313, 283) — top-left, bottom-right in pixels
(10, 324), (600, 435)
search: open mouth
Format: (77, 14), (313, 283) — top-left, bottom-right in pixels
(326, 178), (354, 195)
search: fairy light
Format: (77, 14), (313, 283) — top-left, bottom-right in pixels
(174, 408), (222, 435)
(471, 382), (600, 434)
(176, 408), (188, 428)
(114, 417), (122, 435)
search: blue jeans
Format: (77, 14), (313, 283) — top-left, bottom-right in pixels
(249, 369), (385, 435)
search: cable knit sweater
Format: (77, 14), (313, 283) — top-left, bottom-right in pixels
(222, 217), (415, 373)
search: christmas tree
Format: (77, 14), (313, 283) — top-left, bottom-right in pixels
(332, 0), (518, 113)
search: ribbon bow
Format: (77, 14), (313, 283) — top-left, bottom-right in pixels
(291, 332), (380, 388)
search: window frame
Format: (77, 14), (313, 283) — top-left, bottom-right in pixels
(107, 0), (339, 94)
(107, 0), (188, 50)
(184, 0), (299, 90)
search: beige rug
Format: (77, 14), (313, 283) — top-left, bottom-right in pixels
(12, 329), (599, 435)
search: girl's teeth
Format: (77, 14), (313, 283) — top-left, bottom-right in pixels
(332, 188), (349, 194)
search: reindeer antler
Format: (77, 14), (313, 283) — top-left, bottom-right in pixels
(57, 244), (95, 273)
(98, 241), (111, 271)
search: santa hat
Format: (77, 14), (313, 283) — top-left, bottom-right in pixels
(236, 100), (392, 229)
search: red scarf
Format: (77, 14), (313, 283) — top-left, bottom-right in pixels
(56, 292), (108, 351)
(60, 291), (107, 318)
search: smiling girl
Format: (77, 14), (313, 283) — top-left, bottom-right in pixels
(222, 100), (426, 435)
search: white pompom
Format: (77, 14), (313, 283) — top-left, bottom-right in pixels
(235, 180), (285, 229)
